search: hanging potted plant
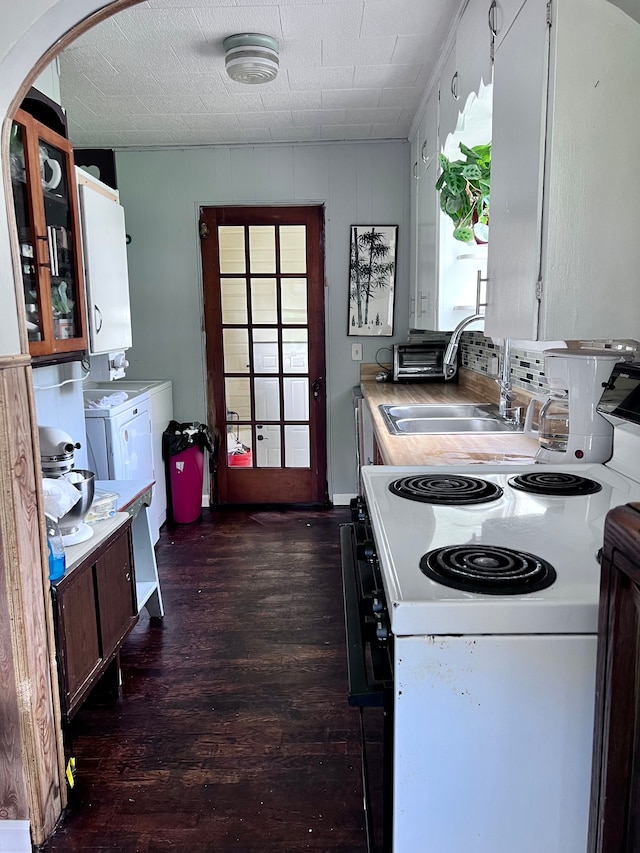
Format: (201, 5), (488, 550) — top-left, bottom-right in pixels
(435, 142), (491, 244)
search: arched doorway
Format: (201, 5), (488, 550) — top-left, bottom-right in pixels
(0, 2), (141, 848)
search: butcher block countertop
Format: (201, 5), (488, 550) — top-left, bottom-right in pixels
(361, 365), (539, 467)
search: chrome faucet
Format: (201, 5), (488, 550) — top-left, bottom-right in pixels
(443, 313), (484, 380)
(496, 338), (522, 424)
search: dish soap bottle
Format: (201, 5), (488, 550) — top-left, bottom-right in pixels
(46, 516), (66, 582)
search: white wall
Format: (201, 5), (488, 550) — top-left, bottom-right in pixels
(116, 141), (410, 500)
(32, 363), (89, 469)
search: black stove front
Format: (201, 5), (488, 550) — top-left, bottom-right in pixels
(340, 499), (393, 853)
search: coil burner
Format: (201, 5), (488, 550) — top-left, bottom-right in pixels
(420, 544), (557, 595)
(508, 471), (602, 496)
(389, 474), (503, 505)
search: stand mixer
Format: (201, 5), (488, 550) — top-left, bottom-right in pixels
(39, 426), (96, 544)
(525, 348), (628, 464)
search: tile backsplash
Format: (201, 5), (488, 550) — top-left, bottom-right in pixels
(461, 333), (639, 396)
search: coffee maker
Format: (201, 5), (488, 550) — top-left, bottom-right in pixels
(525, 348), (627, 464)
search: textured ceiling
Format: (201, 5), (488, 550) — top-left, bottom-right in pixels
(59, 0), (460, 149)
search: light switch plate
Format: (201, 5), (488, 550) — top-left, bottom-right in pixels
(351, 343), (363, 361)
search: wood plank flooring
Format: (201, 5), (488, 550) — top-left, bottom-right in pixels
(39, 506), (367, 853)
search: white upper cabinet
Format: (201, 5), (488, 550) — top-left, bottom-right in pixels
(485, 0), (640, 341)
(489, 0), (528, 50)
(438, 43), (461, 149)
(76, 169), (133, 354)
(410, 87), (440, 330)
(416, 85), (439, 179)
(414, 158), (439, 330)
(409, 134), (420, 328)
(456, 0), (494, 111)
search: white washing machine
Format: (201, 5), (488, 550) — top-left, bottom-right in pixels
(83, 387), (157, 538)
(84, 380), (173, 543)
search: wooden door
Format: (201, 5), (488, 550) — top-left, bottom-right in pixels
(53, 563), (102, 716)
(94, 529), (137, 655)
(588, 502), (640, 853)
(200, 206), (327, 505)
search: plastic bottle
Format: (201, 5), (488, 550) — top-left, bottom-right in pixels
(46, 517), (66, 582)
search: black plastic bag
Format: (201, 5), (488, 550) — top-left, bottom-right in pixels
(162, 420), (214, 458)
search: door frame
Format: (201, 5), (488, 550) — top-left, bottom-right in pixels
(200, 204), (328, 505)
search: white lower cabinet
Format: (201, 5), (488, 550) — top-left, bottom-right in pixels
(485, 0), (640, 341)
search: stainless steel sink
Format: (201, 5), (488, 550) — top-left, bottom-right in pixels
(379, 403), (521, 436)
(381, 404), (498, 420)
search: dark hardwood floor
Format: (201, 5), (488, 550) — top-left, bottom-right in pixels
(40, 506), (367, 853)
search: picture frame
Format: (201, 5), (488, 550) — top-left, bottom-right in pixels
(348, 225), (397, 336)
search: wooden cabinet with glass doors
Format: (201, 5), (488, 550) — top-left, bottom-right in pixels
(10, 108), (86, 358)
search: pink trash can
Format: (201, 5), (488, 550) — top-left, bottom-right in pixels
(169, 445), (204, 523)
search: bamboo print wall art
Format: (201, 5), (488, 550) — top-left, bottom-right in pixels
(348, 225), (397, 336)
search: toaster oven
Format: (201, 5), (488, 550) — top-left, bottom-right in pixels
(392, 342), (455, 382)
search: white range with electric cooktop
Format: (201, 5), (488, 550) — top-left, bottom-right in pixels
(342, 360), (640, 853)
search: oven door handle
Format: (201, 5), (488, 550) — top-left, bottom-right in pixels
(340, 524), (386, 708)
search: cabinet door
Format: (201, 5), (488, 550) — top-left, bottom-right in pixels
(409, 134), (420, 327)
(79, 182), (133, 354)
(416, 86), (439, 179)
(95, 530), (137, 656)
(490, 0), (528, 50)
(456, 0), (494, 110)
(11, 109), (87, 358)
(484, 0), (550, 340)
(438, 43), (461, 151)
(414, 159), (439, 330)
(55, 565), (102, 714)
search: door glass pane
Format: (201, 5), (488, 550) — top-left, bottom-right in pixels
(284, 377), (309, 420)
(250, 278), (277, 324)
(281, 278), (307, 324)
(283, 330), (308, 373)
(227, 425), (253, 468)
(221, 279), (247, 324)
(225, 378), (251, 419)
(254, 377), (281, 421)
(253, 329), (279, 374)
(223, 329), (249, 373)
(255, 424), (281, 468)
(10, 123), (42, 342)
(249, 226), (276, 273)
(40, 139), (81, 341)
(285, 425), (310, 468)
(219, 226), (246, 273)
(280, 225), (306, 273)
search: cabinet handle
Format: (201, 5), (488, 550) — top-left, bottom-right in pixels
(418, 293), (428, 315)
(488, 0), (498, 36)
(421, 140), (429, 164)
(94, 304), (103, 333)
(412, 161), (418, 179)
(410, 295), (416, 313)
(125, 572), (131, 582)
(451, 71), (459, 100)
(35, 233), (51, 270)
(476, 269), (488, 313)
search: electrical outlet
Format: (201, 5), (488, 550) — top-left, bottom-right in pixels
(351, 343), (363, 361)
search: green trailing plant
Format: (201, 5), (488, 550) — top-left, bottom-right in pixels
(435, 142), (491, 244)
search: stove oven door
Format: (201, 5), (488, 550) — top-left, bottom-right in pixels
(340, 521), (393, 853)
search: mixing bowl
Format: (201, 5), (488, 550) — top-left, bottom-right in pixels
(58, 469), (95, 535)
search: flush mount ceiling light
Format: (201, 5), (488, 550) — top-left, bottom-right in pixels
(223, 33), (279, 84)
